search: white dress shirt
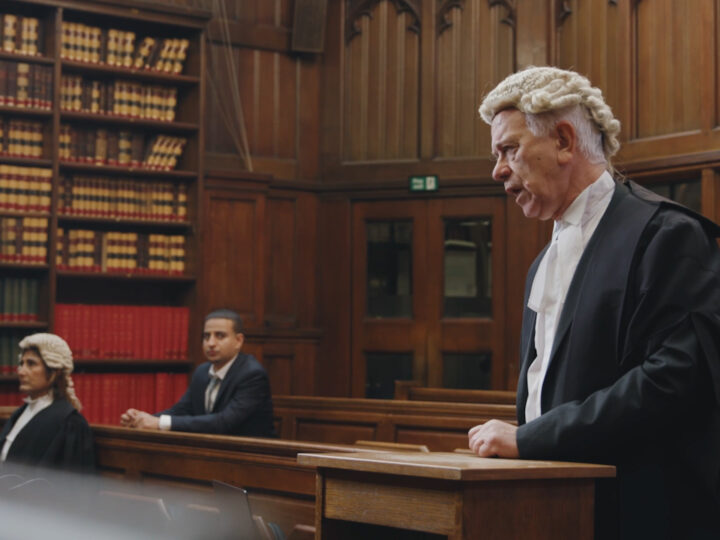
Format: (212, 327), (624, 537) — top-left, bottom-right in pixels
(525, 171), (615, 422)
(1, 392), (54, 461)
(158, 354), (237, 431)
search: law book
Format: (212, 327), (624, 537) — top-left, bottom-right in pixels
(152, 39), (172, 71)
(106, 130), (118, 165)
(20, 16), (34, 55)
(60, 22), (71, 59)
(56, 227), (66, 267)
(122, 31), (135, 69)
(163, 87), (177, 122)
(68, 22), (80, 61)
(130, 132), (144, 166)
(42, 65), (52, 109)
(0, 61), (7, 106)
(105, 28), (119, 66)
(26, 167), (39, 211)
(161, 38), (178, 73)
(15, 62), (29, 107)
(90, 27), (102, 64)
(95, 128), (108, 165)
(2, 14), (17, 53)
(171, 235), (185, 274)
(16, 164), (29, 211)
(134, 36), (156, 69)
(172, 39), (190, 74)
(117, 130), (131, 165)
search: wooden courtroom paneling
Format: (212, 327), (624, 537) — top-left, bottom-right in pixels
(199, 0), (321, 182)
(343, 1), (420, 161)
(273, 395), (516, 451)
(265, 192), (319, 329)
(201, 187), (266, 330)
(634, 0), (708, 139)
(317, 198), (353, 396)
(554, 0), (632, 148)
(434, 0), (514, 158)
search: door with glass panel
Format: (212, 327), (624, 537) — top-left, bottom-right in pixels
(352, 197), (505, 398)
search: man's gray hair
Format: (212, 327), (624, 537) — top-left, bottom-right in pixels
(479, 66), (621, 162)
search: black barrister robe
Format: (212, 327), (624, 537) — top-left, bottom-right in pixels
(0, 399), (95, 473)
(516, 180), (720, 539)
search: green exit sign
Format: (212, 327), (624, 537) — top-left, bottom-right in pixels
(409, 175), (438, 192)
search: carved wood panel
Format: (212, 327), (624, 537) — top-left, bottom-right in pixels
(435, 0), (514, 158)
(343, 0), (421, 160)
(554, 0), (631, 148)
(634, 0), (712, 138)
(202, 189), (265, 328)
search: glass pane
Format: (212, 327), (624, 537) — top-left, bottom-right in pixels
(366, 221), (412, 318)
(443, 218), (492, 317)
(366, 352), (413, 399)
(443, 353), (492, 389)
(647, 179), (701, 214)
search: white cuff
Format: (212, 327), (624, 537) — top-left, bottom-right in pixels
(158, 415), (172, 431)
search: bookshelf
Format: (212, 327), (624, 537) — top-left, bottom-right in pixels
(0, 0), (209, 422)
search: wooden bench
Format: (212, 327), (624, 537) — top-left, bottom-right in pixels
(92, 425), (362, 537)
(394, 380), (518, 405)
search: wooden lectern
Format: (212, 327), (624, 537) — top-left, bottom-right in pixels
(298, 451), (615, 539)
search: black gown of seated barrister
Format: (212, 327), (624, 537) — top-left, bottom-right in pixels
(0, 398), (95, 473)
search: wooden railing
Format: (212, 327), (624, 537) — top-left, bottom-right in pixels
(273, 395), (516, 451)
(394, 380), (518, 405)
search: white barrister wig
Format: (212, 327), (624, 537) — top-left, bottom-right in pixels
(479, 66), (621, 160)
(19, 333), (82, 410)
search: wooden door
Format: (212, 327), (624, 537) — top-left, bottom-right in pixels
(351, 196), (505, 398)
(426, 197), (506, 390)
(351, 200), (428, 398)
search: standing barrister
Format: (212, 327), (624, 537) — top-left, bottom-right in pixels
(467, 67), (720, 539)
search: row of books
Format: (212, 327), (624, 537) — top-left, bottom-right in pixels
(0, 331), (26, 372)
(56, 229), (186, 275)
(0, 118), (43, 158)
(0, 165), (52, 212)
(60, 23), (190, 75)
(0, 61), (52, 110)
(59, 126), (186, 170)
(61, 76), (178, 122)
(59, 175), (188, 222)
(74, 372), (188, 425)
(0, 217), (47, 264)
(1, 14), (41, 56)
(0, 371), (188, 423)
(55, 304), (189, 361)
(0, 372), (188, 425)
(0, 277), (39, 321)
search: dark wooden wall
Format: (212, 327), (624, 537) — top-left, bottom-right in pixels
(160, 0), (720, 398)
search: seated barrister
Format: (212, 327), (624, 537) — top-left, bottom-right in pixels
(121, 309), (275, 437)
(0, 333), (95, 472)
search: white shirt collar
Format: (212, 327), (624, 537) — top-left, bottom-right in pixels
(556, 170), (615, 231)
(23, 391), (54, 408)
(208, 353), (238, 380)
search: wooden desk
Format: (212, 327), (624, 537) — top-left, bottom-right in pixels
(299, 451), (615, 540)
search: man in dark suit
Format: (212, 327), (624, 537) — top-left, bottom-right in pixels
(121, 309), (275, 437)
(467, 67), (720, 539)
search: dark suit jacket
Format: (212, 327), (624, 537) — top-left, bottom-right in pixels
(515, 180), (720, 539)
(159, 352), (275, 437)
(0, 399), (95, 472)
